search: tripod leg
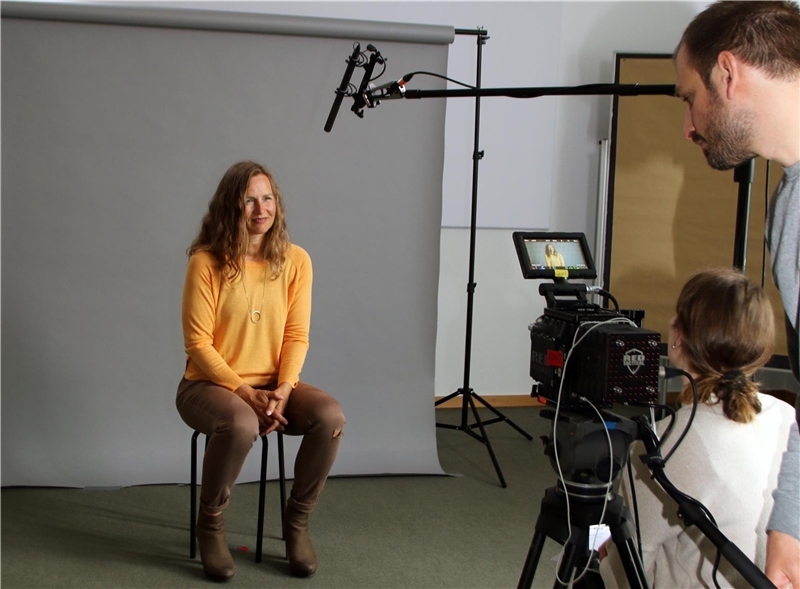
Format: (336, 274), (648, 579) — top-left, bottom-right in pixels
(471, 391), (534, 440)
(552, 540), (581, 589)
(434, 389), (461, 407)
(467, 394), (507, 487)
(435, 388), (515, 487)
(609, 534), (650, 589)
(517, 529), (547, 589)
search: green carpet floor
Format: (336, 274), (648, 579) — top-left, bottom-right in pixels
(2, 406), (582, 589)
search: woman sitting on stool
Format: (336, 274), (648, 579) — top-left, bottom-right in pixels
(176, 160), (345, 581)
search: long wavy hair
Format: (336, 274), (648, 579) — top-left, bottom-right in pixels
(188, 161), (290, 281)
(673, 267), (775, 423)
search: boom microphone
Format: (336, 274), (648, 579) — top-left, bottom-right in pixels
(324, 43), (362, 133)
(351, 45), (384, 119)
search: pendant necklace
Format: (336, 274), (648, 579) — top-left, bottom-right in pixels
(242, 260), (268, 323)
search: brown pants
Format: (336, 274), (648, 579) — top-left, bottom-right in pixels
(176, 378), (345, 514)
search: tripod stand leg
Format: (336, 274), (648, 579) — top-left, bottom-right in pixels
(471, 391), (534, 440)
(517, 529), (546, 589)
(552, 540), (582, 589)
(434, 390), (461, 407)
(467, 393), (507, 487)
(610, 533), (650, 589)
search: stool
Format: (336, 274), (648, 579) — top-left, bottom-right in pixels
(190, 430), (286, 563)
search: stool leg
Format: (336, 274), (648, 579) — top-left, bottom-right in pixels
(278, 431), (287, 540)
(255, 435), (268, 563)
(190, 430), (200, 559)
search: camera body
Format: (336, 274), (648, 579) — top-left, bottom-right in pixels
(529, 303), (660, 407)
(512, 230), (661, 408)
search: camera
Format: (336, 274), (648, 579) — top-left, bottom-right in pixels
(513, 231), (660, 409)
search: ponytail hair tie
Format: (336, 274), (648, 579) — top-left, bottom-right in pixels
(721, 369), (745, 381)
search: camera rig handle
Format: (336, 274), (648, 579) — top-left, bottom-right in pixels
(539, 280), (589, 308)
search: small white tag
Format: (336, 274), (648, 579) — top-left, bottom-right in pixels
(589, 524), (612, 551)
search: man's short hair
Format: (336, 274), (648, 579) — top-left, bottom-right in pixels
(676, 1), (800, 89)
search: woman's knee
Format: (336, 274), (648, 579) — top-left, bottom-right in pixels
(318, 397), (345, 438)
(177, 379), (258, 440)
(219, 404), (259, 445)
(287, 383), (345, 437)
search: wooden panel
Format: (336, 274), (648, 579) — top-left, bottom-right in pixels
(608, 55), (786, 356)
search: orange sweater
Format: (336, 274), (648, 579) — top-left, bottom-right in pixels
(182, 245), (312, 391)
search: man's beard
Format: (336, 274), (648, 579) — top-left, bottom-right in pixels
(695, 94), (758, 171)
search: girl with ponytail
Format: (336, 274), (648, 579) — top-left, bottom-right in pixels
(600, 268), (797, 589)
(671, 267), (773, 423)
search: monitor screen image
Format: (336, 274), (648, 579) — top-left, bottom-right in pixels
(512, 232), (597, 280)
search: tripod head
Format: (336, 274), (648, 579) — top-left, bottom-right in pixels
(540, 404), (640, 499)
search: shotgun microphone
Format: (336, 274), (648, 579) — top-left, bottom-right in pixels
(324, 43), (362, 133)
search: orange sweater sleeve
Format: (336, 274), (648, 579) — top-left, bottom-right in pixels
(182, 252), (245, 391)
(278, 246), (312, 388)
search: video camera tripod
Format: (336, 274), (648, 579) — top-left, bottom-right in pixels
(518, 484), (648, 589)
(516, 405), (778, 589)
(516, 407), (648, 589)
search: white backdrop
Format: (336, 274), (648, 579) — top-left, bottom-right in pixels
(1, 4), (453, 487)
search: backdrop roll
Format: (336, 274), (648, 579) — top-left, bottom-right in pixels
(1, 3), (452, 487)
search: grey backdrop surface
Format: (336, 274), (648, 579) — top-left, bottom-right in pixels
(2, 6), (450, 487)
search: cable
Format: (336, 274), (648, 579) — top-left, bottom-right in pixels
(654, 409), (677, 453)
(586, 285), (620, 311)
(403, 70), (476, 89)
(566, 397), (615, 585)
(638, 397), (726, 588)
(594, 288), (620, 311)
(618, 400), (675, 571)
(661, 370), (698, 465)
(549, 315), (639, 586)
(626, 457), (644, 559)
(639, 424), (721, 530)
(369, 59), (387, 84)
(712, 551), (723, 589)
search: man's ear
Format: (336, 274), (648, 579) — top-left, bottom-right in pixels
(716, 50), (740, 99)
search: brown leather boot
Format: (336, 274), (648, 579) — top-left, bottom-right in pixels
(283, 504), (317, 577)
(196, 510), (235, 582)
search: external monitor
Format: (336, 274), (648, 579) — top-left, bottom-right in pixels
(512, 231), (597, 280)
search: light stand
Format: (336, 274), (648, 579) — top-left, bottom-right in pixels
(732, 158), (756, 271)
(323, 40), (677, 488)
(432, 29), (533, 489)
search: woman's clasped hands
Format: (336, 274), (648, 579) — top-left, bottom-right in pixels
(234, 382), (290, 435)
